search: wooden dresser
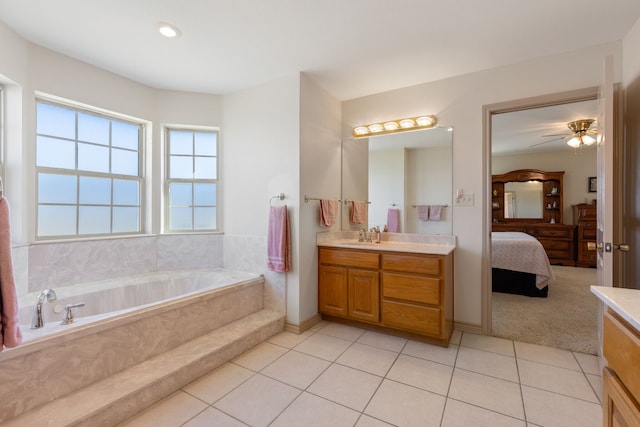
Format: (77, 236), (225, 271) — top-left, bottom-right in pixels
(492, 222), (576, 266)
(573, 203), (597, 268)
(318, 246), (454, 346)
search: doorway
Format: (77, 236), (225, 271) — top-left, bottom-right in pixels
(484, 87), (600, 353)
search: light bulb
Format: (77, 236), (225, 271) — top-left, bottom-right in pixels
(582, 134), (596, 145)
(567, 137), (581, 148)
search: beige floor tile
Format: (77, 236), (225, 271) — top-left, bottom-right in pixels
(456, 346), (519, 382)
(183, 362), (254, 404)
(231, 341), (288, 371)
(293, 331), (353, 361)
(308, 363), (382, 411)
(586, 373), (603, 403)
(317, 322), (366, 341)
(182, 407), (247, 427)
(214, 374), (300, 427)
(270, 392), (360, 427)
(355, 415), (395, 426)
(450, 330), (463, 345)
(573, 352), (601, 375)
(119, 391), (207, 427)
(336, 342), (399, 376)
(522, 385), (602, 427)
(449, 368), (524, 420)
(386, 354), (453, 395)
(402, 339), (459, 366)
(365, 379), (446, 427)
(462, 332), (515, 356)
(515, 341), (581, 371)
(267, 330), (314, 348)
(357, 330), (408, 352)
(310, 320), (330, 331)
(518, 359), (599, 402)
(260, 349), (330, 389)
(441, 398), (526, 427)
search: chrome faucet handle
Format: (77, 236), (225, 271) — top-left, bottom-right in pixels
(61, 302), (85, 325)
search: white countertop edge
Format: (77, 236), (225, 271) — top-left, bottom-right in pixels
(318, 240), (455, 255)
(591, 285), (640, 331)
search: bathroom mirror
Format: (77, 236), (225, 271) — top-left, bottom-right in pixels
(341, 127), (453, 234)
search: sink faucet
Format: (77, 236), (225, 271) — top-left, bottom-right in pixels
(31, 288), (57, 329)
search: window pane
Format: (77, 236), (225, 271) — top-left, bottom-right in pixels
(170, 207), (192, 230)
(194, 183), (216, 206)
(170, 156), (193, 179)
(113, 207), (139, 232)
(112, 148), (139, 176)
(37, 103), (75, 139)
(79, 206), (111, 234)
(36, 136), (76, 169)
(194, 207), (216, 230)
(112, 121), (139, 150)
(38, 173), (77, 204)
(78, 143), (109, 173)
(194, 157), (216, 179)
(169, 183), (192, 206)
(169, 131), (193, 155)
(78, 112), (110, 146)
(113, 179), (139, 205)
(38, 205), (76, 236)
(194, 132), (216, 156)
(79, 176), (111, 204)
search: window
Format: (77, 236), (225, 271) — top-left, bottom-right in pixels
(166, 128), (218, 232)
(36, 100), (143, 238)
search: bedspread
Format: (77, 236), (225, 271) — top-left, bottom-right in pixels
(491, 231), (555, 289)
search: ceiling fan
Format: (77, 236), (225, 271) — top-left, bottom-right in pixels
(531, 119), (598, 148)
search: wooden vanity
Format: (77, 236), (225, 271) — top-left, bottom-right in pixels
(318, 244), (454, 347)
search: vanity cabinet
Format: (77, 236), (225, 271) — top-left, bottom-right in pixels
(602, 309), (640, 427)
(318, 246), (453, 346)
(573, 203), (597, 268)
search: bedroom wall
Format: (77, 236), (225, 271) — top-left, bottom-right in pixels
(492, 149), (597, 225)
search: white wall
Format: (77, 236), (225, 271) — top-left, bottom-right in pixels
(369, 148), (404, 230)
(492, 149), (597, 224)
(342, 42), (622, 328)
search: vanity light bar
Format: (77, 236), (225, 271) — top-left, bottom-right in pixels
(352, 115), (438, 138)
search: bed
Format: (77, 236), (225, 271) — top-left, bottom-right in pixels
(491, 231), (555, 297)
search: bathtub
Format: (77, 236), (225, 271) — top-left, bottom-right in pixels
(0, 268), (276, 425)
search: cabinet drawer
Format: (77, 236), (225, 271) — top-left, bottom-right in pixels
(382, 253), (440, 276)
(538, 238), (571, 251)
(382, 301), (441, 336)
(604, 310), (640, 403)
(530, 228), (573, 238)
(319, 248), (379, 269)
(582, 229), (597, 239)
(382, 272), (440, 305)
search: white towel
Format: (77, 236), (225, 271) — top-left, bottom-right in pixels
(417, 205), (429, 221)
(429, 205), (442, 221)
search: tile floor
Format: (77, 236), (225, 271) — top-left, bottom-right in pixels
(119, 321), (603, 427)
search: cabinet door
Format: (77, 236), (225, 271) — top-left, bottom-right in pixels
(319, 265), (348, 317)
(348, 269), (380, 323)
(603, 368), (640, 427)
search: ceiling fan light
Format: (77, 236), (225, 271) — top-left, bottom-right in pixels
(582, 134), (596, 145)
(567, 137), (581, 148)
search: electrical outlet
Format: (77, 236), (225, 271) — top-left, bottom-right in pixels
(455, 192), (474, 206)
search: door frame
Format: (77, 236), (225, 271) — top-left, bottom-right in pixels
(481, 86), (599, 335)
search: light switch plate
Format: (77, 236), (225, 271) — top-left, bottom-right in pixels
(455, 192), (474, 206)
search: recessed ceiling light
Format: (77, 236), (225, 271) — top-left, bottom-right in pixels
(158, 22), (181, 38)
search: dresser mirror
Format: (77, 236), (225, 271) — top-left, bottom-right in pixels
(503, 181), (543, 219)
(341, 126), (453, 234)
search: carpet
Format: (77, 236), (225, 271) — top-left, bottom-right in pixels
(491, 265), (598, 355)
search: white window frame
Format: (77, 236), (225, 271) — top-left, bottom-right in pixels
(164, 126), (219, 233)
(35, 97), (146, 240)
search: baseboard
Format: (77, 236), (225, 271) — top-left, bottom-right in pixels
(454, 320), (483, 335)
(284, 313), (322, 334)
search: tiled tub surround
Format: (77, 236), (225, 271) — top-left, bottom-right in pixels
(0, 271), (285, 425)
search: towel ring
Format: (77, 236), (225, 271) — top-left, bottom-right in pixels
(270, 193), (285, 205)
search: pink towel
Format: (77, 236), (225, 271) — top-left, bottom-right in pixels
(319, 199), (339, 227)
(387, 208), (400, 232)
(267, 205), (291, 272)
(417, 205), (429, 221)
(429, 205), (443, 221)
(350, 201), (367, 224)
(0, 197), (22, 350)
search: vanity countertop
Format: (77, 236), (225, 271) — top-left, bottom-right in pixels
(317, 231), (456, 255)
(591, 286), (640, 331)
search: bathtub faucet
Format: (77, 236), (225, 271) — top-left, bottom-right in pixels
(31, 288), (57, 329)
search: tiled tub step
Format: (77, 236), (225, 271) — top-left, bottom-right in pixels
(3, 309), (284, 427)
